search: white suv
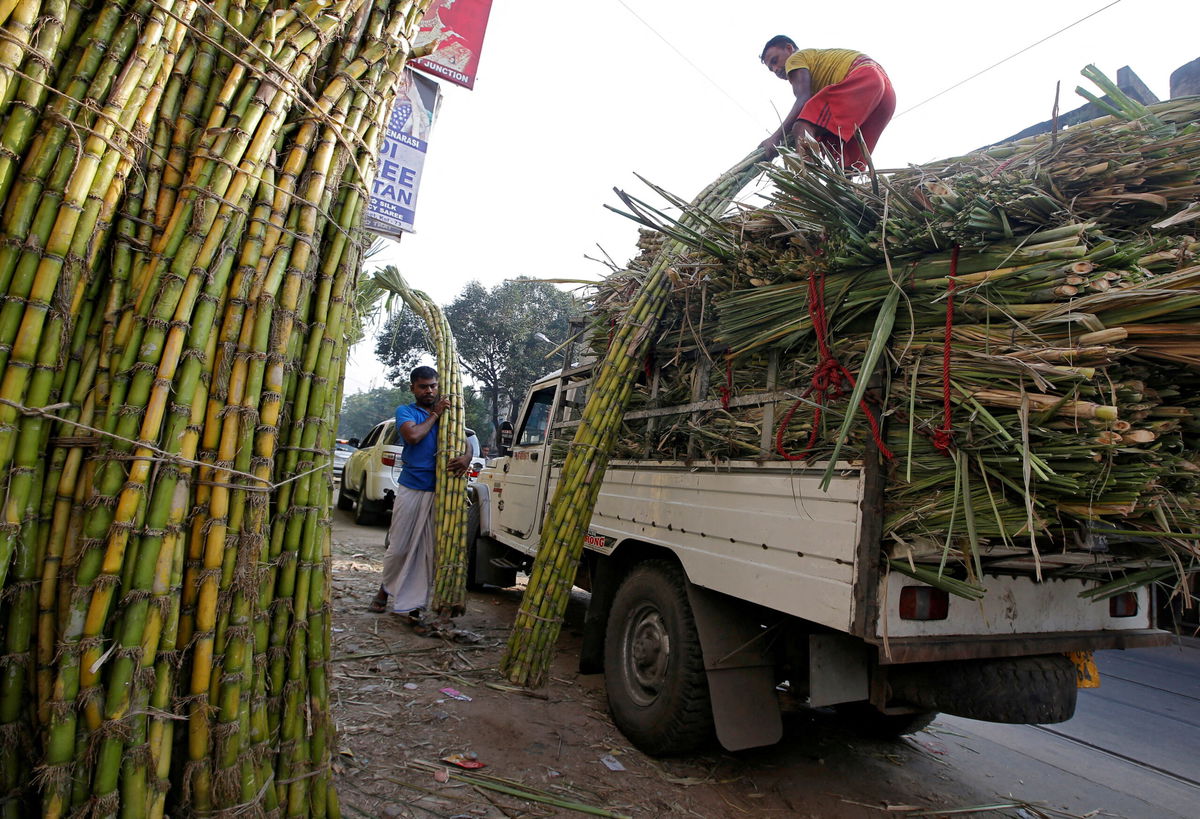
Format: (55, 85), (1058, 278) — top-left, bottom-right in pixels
(338, 419), (403, 524)
(338, 420), (483, 525)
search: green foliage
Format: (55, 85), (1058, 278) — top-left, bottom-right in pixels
(338, 386), (410, 441)
(462, 386), (491, 443)
(372, 302), (433, 378)
(375, 277), (580, 437)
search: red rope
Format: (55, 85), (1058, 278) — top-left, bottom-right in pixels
(932, 246), (960, 455)
(719, 356), (733, 409)
(994, 156), (1018, 174)
(776, 267), (893, 462)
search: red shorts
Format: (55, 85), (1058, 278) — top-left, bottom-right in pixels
(798, 59), (896, 169)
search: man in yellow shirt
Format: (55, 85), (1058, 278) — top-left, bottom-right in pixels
(759, 35), (895, 170)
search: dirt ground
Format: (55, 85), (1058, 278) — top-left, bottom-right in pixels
(327, 506), (1025, 819)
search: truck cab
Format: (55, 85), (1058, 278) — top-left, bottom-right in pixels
(469, 363), (1168, 755)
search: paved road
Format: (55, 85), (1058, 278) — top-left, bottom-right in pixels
(930, 638), (1200, 818)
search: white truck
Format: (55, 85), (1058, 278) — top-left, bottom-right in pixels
(467, 361), (1168, 755)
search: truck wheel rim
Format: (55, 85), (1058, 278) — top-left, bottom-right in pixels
(622, 602), (670, 706)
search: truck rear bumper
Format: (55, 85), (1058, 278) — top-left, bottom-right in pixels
(869, 628), (1170, 664)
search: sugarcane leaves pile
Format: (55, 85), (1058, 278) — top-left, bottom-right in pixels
(373, 266), (470, 617)
(0, 0), (434, 815)
(588, 72), (1200, 602)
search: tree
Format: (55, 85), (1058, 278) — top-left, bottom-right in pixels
(376, 277), (579, 441)
(462, 385), (491, 444)
(372, 303), (433, 377)
(338, 387), (411, 441)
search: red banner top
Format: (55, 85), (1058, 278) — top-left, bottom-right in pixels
(409, 0), (494, 90)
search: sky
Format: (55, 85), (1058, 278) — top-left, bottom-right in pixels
(344, 0), (1199, 393)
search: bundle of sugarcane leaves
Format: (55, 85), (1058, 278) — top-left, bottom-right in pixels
(589, 70), (1200, 600)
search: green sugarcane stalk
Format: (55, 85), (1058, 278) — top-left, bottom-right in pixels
(30, 15), (203, 816)
(502, 152), (767, 686)
(0, 1), (435, 814)
(0, 0), (70, 208)
(376, 273), (470, 616)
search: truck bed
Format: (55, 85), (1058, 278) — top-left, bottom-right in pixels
(482, 456), (1161, 657)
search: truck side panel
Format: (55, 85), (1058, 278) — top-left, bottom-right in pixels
(583, 461), (865, 633)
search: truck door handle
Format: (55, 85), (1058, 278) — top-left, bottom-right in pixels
(530, 452), (539, 462)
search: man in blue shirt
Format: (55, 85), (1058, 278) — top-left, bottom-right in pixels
(370, 366), (471, 617)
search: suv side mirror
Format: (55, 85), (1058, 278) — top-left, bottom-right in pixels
(348, 438), (360, 448)
(496, 420), (514, 457)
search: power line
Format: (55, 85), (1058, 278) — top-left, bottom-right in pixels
(612, 0), (759, 121)
(894, 0), (1125, 118)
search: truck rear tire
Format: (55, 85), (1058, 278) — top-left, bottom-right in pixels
(604, 560), (713, 756)
(889, 654), (1077, 724)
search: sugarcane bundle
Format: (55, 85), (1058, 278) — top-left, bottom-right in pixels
(578, 72), (1200, 601)
(0, 0), (435, 815)
(500, 152), (768, 688)
(373, 266), (470, 617)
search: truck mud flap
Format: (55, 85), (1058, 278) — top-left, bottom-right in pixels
(684, 583), (782, 751)
(470, 537), (517, 588)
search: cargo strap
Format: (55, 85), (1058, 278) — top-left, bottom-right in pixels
(776, 266), (891, 462)
(932, 246), (960, 454)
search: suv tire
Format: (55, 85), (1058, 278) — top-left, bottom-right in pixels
(354, 491), (381, 526)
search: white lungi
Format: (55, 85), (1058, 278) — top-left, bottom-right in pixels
(381, 485), (435, 613)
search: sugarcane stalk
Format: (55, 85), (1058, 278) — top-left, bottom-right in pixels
(374, 269), (470, 616)
(502, 152), (766, 687)
(0, 0), (434, 814)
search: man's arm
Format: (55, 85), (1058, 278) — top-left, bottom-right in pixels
(446, 431), (480, 477)
(448, 447), (472, 476)
(398, 397), (450, 445)
(760, 68), (814, 159)
(399, 401), (473, 476)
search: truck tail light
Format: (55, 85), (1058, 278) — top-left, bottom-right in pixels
(899, 586), (949, 621)
(381, 452), (396, 467)
(469, 468), (480, 479)
(1109, 592), (1138, 618)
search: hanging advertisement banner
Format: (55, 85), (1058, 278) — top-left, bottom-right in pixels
(365, 69), (441, 238)
(410, 0), (494, 90)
